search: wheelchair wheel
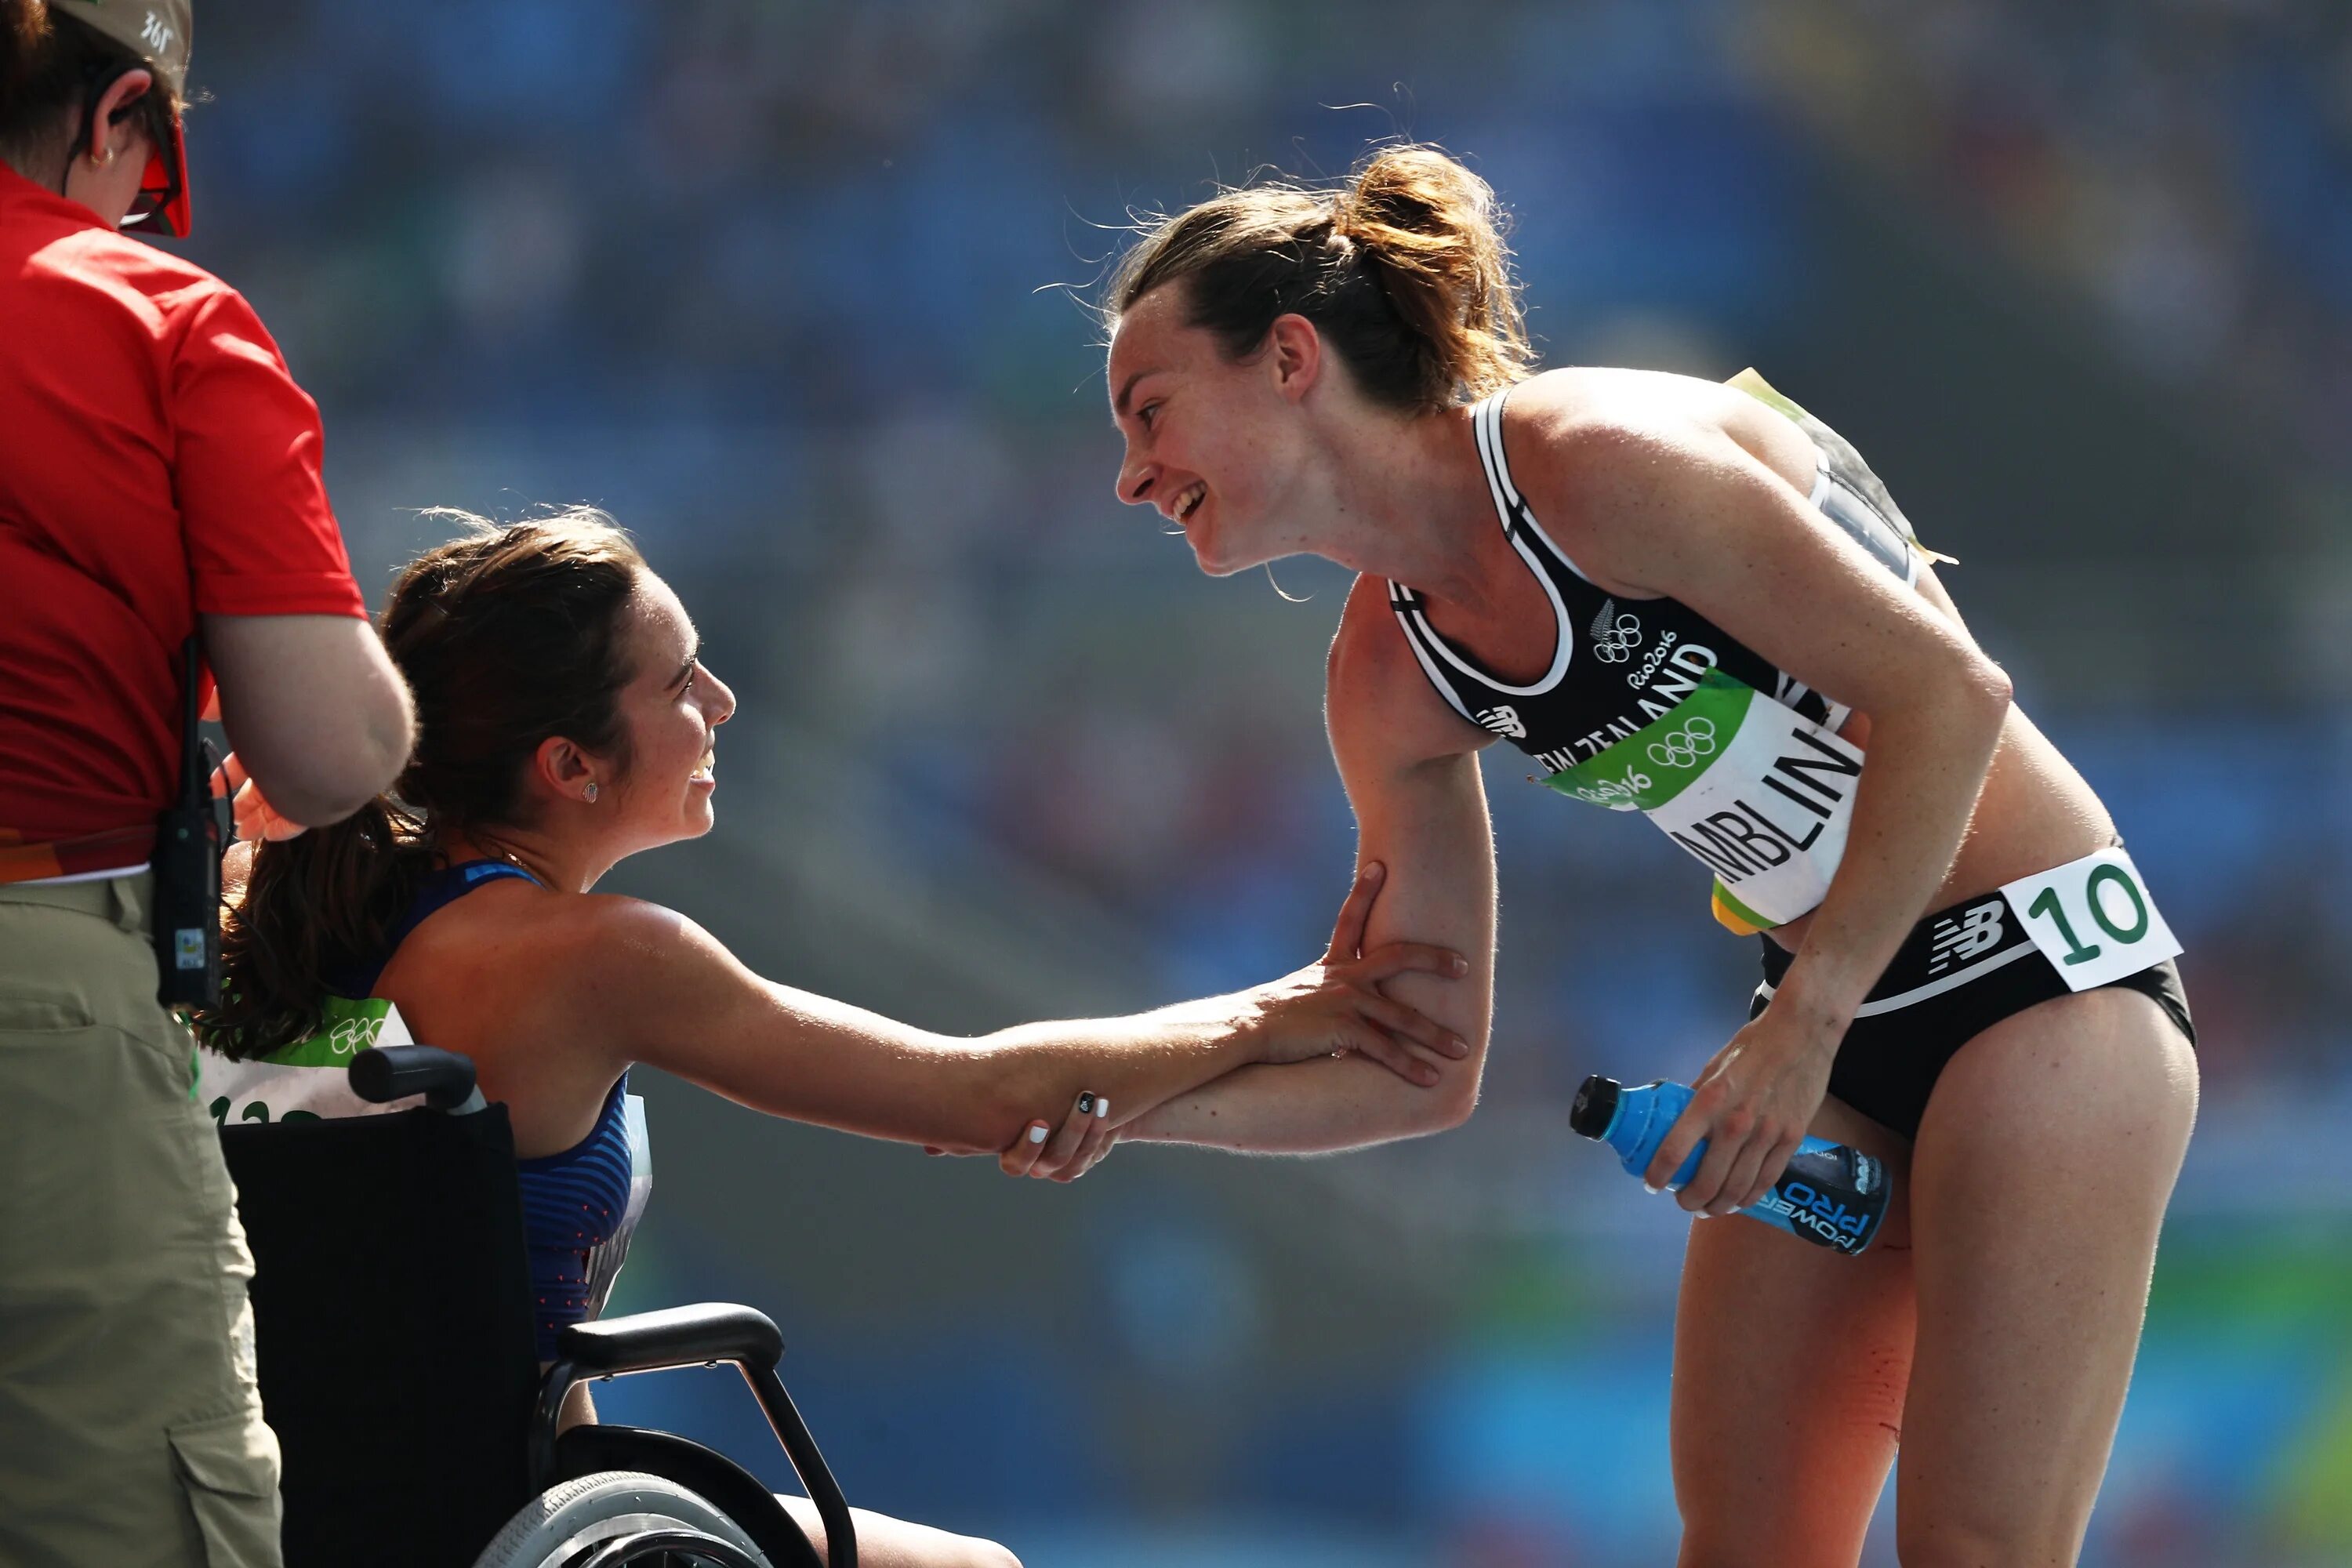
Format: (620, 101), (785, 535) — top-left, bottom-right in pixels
(472, 1469), (773, 1567)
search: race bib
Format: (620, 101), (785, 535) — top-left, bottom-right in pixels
(1544, 669), (1864, 932)
(2000, 846), (2181, 993)
(198, 996), (423, 1124)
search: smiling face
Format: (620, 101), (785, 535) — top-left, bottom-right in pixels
(597, 572), (735, 855)
(1109, 284), (1323, 576)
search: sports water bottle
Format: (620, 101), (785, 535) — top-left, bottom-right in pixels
(1570, 1075), (1888, 1255)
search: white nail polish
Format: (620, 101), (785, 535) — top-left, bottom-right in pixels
(1028, 1124), (1047, 1144)
(1094, 1098), (1111, 1119)
(1642, 1183), (1660, 1196)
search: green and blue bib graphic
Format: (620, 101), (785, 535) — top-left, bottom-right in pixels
(1542, 669), (1865, 933)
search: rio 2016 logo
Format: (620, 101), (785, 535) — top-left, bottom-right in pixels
(1571, 765), (1652, 807)
(1646, 716), (1717, 769)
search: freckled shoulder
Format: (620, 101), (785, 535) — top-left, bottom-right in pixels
(394, 880), (660, 1000)
(1490, 368), (1744, 596)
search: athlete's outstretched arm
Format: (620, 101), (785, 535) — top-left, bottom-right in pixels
(539, 867), (1467, 1157)
(1120, 577), (1500, 1154)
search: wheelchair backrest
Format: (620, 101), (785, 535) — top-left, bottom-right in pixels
(223, 1105), (543, 1568)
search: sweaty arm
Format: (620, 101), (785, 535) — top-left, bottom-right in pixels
(559, 892), (1443, 1156)
(203, 613), (413, 826)
(1125, 576), (1500, 1154)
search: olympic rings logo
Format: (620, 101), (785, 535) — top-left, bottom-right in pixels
(1646, 717), (1718, 768)
(1591, 612), (1644, 663)
(325, 1016), (382, 1057)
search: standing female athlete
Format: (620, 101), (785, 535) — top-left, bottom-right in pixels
(1064, 144), (2201, 1566)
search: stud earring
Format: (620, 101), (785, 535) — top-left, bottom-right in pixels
(584, 782), (599, 804)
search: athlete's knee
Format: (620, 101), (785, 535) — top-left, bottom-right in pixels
(954, 1538), (1021, 1568)
(1676, 1524), (1855, 1568)
(903, 1525), (1022, 1568)
(1896, 1502), (2083, 1568)
(1674, 1528), (1766, 1568)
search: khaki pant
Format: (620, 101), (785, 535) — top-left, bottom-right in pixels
(0, 875), (281, 1568)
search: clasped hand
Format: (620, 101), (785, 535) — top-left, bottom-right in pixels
(1643, 1003), (1840, 1217)
(975, 861), (1469, 1183)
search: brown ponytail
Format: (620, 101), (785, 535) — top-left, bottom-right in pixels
(1106, 143), (1534, 414)
(198, 509), (647, 1061)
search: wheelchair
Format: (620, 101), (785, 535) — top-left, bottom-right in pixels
(220, 1044), (859, 1567)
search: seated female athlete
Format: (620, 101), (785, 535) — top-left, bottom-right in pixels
(194, 509), (1466, 1568)
(1028, 143), (2201, 1566)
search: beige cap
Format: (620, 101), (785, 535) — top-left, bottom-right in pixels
(51, 1), (194, 235)
(51, 0), (191, 100)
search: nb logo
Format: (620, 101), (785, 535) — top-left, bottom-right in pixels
(1927, 900), (2005, 975)
(1478, 706), (1527, 739)
(1646, 716), (1717, 769)
(1590, 599), (1643, 663)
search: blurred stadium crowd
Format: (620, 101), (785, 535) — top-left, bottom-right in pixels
(174, 2), (2351, 1563)
(1744, 0), (2352, 470)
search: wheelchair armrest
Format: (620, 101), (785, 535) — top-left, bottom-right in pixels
(557, 1303), (783, 1375)
(350, 1045), (485, 1112)
(535, 1304), (855, 1564)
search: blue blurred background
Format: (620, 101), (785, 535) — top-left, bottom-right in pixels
(180, 2), (2352, 1563)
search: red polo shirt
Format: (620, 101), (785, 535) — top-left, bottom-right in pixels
(0, 163), (365, 855)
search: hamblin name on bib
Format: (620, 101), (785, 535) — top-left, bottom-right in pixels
(1542, 668), (1865, 935)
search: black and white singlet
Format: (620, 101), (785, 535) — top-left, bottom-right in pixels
(1387, 372), (2196, 1140)
(1387, 372), (1926, 934)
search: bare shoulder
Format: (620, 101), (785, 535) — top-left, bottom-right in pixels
(394, 883), (735, 1021)
(1498, 367), (1733, 502)
(1497, 368), (1788, 592)
(1328, 574), (1494, 775)
(530, 892), (742, 991)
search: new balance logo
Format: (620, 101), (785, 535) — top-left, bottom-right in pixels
(1590, 599), (1642, 663)
(1927, 900), (2005, 975)
(1477, 706), (1527, 739)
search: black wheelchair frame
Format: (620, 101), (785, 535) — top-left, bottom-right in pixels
(221, 1044), (858, 1567)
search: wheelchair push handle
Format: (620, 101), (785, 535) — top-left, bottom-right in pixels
(351, 1045), (486, 1112)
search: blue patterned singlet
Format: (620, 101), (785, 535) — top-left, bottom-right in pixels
(342, 860), (648, 1358)
(514, 1073), (640, 1357)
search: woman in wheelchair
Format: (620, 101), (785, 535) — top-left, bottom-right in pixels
(194, 508), (1467, 1568)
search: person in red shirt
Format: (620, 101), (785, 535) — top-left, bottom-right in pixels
(0, 5), (412, 1563)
